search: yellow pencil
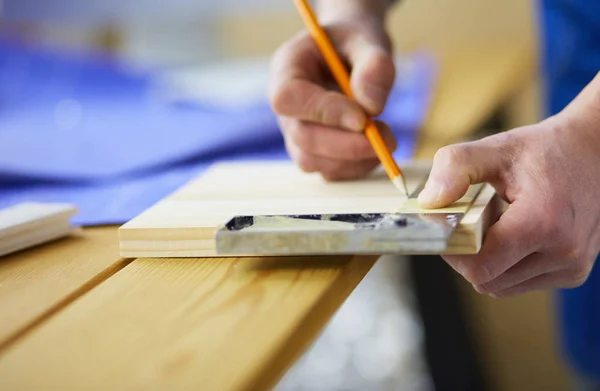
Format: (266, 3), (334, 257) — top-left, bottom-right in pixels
(293, 0), (409, 195)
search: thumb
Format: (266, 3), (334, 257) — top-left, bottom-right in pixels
(418, 139), (511, 208)
(343, 34), (395, 115)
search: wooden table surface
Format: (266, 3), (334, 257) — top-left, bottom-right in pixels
(0, 46), (533, 390)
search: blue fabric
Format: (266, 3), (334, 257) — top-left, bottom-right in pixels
(0, 37), (437, 225)
(538, 0), (600, 383)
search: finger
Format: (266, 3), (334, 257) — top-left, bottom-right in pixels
(344, 39), (395, 115)
(489, 269), (589, 298)
(418, 137), (513, 208)
(281, 117), (396, 160)
(442, 201), (542, 286)
(269, 32), (367, 132)
(473, 252), (562, 295)
(284, 136), (379, 180)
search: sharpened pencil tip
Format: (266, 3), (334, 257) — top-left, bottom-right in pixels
(392, 176), (409, 197)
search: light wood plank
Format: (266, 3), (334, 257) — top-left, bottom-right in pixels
(119, 161), (499, 258)
(0, 226), (127, 350)
(0, 254), (376, 391)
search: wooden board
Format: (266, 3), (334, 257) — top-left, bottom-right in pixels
(119, 160), (501, 258)
(0, 226), (127, 351)
(0, 254), (376, 391)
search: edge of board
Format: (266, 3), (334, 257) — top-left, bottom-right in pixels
(117, 161), (500, 258)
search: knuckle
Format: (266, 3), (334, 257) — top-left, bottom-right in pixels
(462, 263), (493, 286)
(270, 83), (298, 115)
(559, 230), (588, 264)
(568, 252), (592, 276)
(469, 272), (490, 287)
(295, 152), (317, 173)
(566, 244), (586, 263)
(561, 246), (594, 288)
(305, 92), (343, 126)
(289, 123), (316, 153)
(370, 50), (396, 81)
(299, 91), (322, 123)
(493, 129), (521, 154)
(564, 266), (590, 288)
(312, 92), (334, 124)
(433, 145), (467, 168)
(269, 31), (306, 70)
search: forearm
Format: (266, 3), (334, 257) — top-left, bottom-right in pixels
(316, 0), (394, 23)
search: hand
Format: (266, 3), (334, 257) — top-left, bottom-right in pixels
(268, 13), (396, 181)
(418, 74), (600, 297)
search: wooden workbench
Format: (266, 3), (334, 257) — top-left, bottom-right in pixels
(0, 46), (534, 390)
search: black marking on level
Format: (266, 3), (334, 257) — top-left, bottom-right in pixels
(223, 213), (417, 232)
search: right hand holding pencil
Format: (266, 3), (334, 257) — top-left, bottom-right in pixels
(268, 12), (397, 181)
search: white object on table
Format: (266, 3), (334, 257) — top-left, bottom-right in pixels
(0, 202), (78, 257)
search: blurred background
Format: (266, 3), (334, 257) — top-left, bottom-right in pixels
(0, 0), (571, 390)
(0, 0), (537, 65)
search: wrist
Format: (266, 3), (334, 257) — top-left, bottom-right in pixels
(316, 0), (392, 24)
(559, 71), (600, 149)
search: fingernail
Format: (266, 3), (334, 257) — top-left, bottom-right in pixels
(418, 180), (442, 206)
(363, 85), (387, 112)
(341, 112), (364, 132)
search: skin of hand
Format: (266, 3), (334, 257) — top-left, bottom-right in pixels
(417, 72), (600, 297)
(268, 2), (397, 181)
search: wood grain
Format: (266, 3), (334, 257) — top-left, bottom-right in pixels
(119, 161), (499, 258)
(0, 254), (376, 391)
(0, 226), (128, 351)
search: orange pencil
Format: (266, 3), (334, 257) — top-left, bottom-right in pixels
(292, 0), (409, 196)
